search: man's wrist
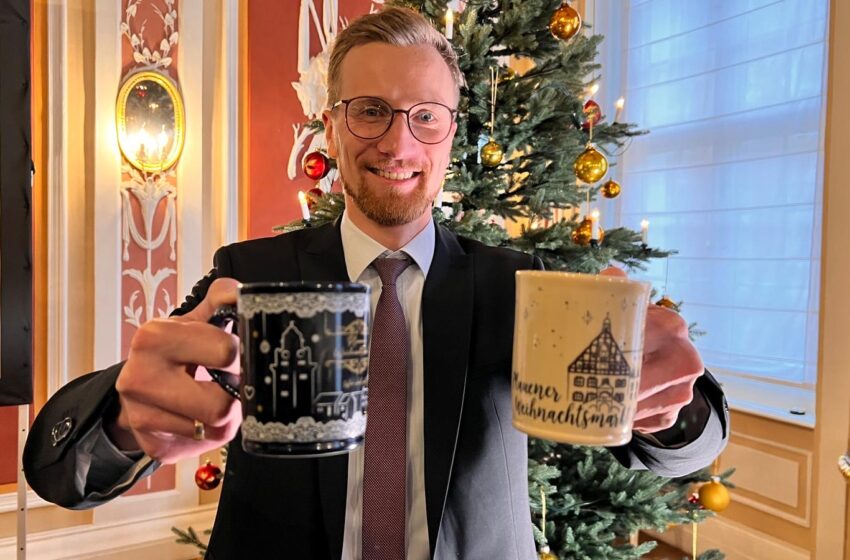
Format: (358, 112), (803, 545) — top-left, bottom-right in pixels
(104, 399), (141, 452)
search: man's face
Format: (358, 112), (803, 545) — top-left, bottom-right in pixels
(323, 43), (458, 227)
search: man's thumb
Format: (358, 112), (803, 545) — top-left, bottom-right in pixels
(176, 277), (240, 322)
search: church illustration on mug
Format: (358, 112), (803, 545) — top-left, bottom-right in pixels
(567, 316), (637, 414)
(264, 317), (368, 421)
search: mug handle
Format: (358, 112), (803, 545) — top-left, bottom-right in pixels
(206, 304), (242, 400)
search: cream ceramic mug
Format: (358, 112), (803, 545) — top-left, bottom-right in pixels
(512, 271), (651, 446)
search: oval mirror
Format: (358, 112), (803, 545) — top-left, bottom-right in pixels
(116, 70), (185, 173)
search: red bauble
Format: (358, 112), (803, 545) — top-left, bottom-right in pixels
(303, 151), (330, 180)
(195, 460), (222, 491)
(581, 99), (603, 131)
(306, 187), (324, 210)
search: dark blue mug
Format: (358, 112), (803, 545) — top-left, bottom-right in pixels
(208, 282), (370, 457)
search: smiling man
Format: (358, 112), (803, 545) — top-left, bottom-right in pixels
(24, 7), (728, 560)
(325, 38), (460, 247)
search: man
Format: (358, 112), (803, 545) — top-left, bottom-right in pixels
(24, 7), (728, 559)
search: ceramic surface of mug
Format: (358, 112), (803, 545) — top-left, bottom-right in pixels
(209, 282), (370, 457)
(512, 271), (651, 446)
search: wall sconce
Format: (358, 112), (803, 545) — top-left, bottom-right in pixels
(116, 70), (185, 173)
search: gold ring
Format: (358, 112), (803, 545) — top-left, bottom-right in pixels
(193, 419), (206, 441)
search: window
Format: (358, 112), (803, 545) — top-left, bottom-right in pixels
(595, 0), (829, 425)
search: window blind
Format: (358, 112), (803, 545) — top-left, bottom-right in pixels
(604, 0), (829, 420)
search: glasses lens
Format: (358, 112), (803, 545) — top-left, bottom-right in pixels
(345, 98), (454, 143)
(408, 102), (453, 144)
(346, 98), (393, 139)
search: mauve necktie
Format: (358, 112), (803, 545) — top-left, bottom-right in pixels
(362, 257), (412, 560)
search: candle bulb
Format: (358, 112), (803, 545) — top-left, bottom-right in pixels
(591, 209), (600, 241)
(640, 219), (649, 245)
(298, 191), (310, 221)
(158, 128), (169, 158)
(614, 97), (625, 123)
(445, 8), (454, 40)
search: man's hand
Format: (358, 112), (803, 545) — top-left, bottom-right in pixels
(600, 267), (704, 434)
(107, 278), (243, 463)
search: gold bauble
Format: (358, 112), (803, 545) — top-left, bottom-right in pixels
(654, 296), (679, 311)
(574, 144), (609, 184)
(600, 178), (621, 199)
(480, 140), (504, 167)
(549, 2), (582, 42)
(698, 480), (731, 512)
(570, 217), (604, 246)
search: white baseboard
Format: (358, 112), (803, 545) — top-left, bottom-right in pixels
(0, 504), (218, 560)
(646, 516), (810, 560)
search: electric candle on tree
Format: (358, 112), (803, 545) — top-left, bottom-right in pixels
(591, 209), (600, 241)
(298, 191), (310, 221)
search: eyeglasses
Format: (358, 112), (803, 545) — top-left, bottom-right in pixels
(331, 96), (457, 145)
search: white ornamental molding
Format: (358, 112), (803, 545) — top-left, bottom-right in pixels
(120, 0), (181, 329)
(121, 165), (177, 327)
(287, 0), (383, 192)
(121, 0), (179, 70)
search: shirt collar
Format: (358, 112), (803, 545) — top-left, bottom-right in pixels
(340, 210), (435, 281)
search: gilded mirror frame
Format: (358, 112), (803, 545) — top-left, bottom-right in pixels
(116, 70), (186, 173)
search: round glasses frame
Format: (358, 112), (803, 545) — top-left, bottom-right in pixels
(331, 96), (458, 145)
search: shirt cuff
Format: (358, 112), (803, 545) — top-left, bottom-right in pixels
(76, 418), (149, 495)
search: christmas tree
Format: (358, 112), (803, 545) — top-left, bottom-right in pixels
(283, 1), (735, 558)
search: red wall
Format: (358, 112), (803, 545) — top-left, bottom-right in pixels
(246, 0), (373, 239)
(0, 408), (15, 484)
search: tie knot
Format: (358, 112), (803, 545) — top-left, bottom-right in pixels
(373, 257), (411, 287)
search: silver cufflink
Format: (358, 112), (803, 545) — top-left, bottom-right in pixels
(51, 417), (74, 447)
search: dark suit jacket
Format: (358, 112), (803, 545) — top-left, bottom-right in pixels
(23, 221), (729, 559)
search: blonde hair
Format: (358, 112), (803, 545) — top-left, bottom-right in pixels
(327, 6), (464, 106)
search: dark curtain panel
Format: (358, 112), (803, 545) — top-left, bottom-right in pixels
(0, 0), (33, 406)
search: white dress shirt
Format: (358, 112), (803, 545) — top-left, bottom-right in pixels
(339, 211), (434, 560)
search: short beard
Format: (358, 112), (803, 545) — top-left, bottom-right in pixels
(343, 176), (434, 227)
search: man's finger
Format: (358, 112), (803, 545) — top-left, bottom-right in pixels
(639, 338), (704, 400)
(634, 380), (695, 421)
(643, 305), (690, 354)
(130, 320), (238, 371)
(123, 399), (235, 441)
(633, 411), (680, 433)
(120, 369), (240, 429)
(175, 277), (240, 323)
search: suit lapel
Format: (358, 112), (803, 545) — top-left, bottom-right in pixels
(422, 224), (473, 553)
(298, 219), (349, 283)
(297, 220), (350, 559)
